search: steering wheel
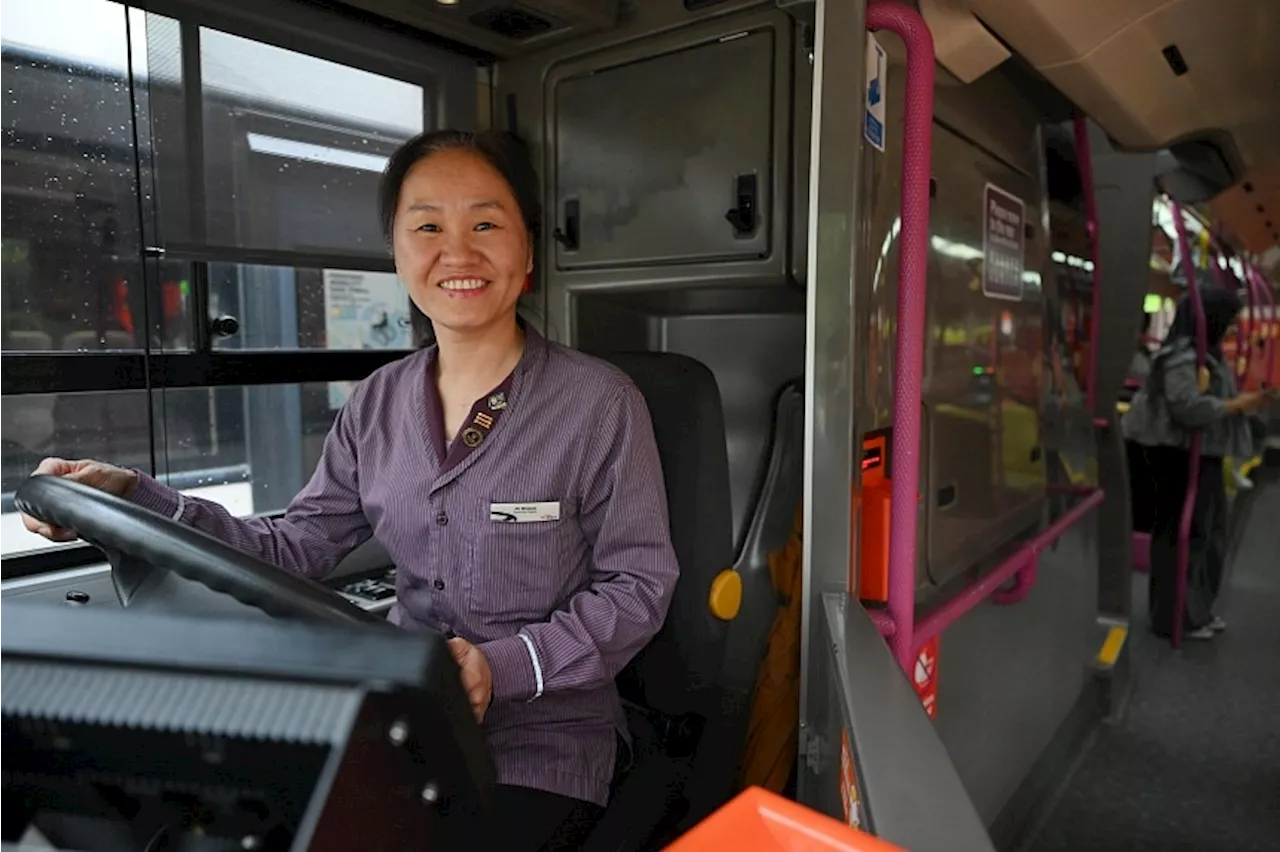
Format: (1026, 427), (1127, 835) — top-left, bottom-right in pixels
(14, 475), (389, 628)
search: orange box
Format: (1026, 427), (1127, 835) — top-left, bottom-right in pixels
(665, 787), (906, 852)
(854, 433), (892, 603)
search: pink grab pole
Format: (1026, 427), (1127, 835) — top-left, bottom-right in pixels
(1073, 115), (1102, 418)
(1236, 256), (1254, 383)
(1238, 256), (1258, 385)
(1250, 265), (1277, 387)
(1206, 232), (1250, 382)
(1169, 202), (1206, 650)
(867, 0), (935, 673)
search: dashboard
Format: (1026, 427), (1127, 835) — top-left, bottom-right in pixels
(1, 538), (400, 616)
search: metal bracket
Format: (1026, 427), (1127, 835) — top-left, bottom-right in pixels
(799, 723), (825, 774)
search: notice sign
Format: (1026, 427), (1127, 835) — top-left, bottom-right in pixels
(324, 269), (411, 408)
(864, 33), (886, 152)
(913, 636), (939, 719)
(839, 729), (863, 829)
(982, 183), (1026, 301)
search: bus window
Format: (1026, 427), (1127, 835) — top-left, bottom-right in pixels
(0, 0), (474, 566)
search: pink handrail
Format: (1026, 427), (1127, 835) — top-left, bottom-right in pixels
(1237, 254), (1255, 383)
(868, 0), (934, 673)
(916, 488), (1106, 640)
(1168, 201), (1206, 650)
(1073, 115), (1103, 417)
(1249, 264), (1277, 386)
(1205, 231), (1252, 382)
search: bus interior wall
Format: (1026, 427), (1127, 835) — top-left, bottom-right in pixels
(496, 0), (1102, 836)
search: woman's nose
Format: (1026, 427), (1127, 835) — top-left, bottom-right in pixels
(440, 230), (481, 263)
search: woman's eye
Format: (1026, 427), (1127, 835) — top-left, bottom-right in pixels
(474, 222), (496, 232)
(416, 223), (441, 233)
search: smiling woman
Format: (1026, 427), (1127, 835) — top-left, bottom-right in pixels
(20, 127), (680, 852)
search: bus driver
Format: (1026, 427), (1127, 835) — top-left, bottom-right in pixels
(22, 130), (680, 851)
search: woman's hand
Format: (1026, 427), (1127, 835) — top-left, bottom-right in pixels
(1225, 391), (1270, 415)
(20, 458), (140, 542)
(448, 637), (494, 723)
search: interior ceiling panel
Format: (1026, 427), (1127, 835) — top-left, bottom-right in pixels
(1208, 164), (1280, 257)
(344, 0), (1277, 257)
(334, 0), (623, 57)
(960, 0), (1279, 256)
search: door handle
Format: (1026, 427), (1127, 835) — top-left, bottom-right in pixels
(724, 173), (758, 237)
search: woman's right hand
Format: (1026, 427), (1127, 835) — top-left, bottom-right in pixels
(1225, 391), (1270, 415)
(20, 458), (140, 542)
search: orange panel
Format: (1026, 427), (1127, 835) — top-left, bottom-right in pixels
(666, 787), (907, 852)
(854, 434), (892, 603)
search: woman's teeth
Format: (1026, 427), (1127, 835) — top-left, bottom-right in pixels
(439, 279), (488, 291)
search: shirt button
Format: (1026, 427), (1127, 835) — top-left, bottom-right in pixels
(436, 511), (448, 525)
(433, 578), (446, 591)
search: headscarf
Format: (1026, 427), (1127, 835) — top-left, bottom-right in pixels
(1163, 287), (1243, 357)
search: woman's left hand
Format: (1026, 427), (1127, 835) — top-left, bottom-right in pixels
(448, 637), (494, 723)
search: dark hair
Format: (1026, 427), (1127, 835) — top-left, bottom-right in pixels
(1164, 287), (1243, 354)
(377, 129), (541, 252)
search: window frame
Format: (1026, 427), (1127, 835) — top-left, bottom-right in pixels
(2, 0), (486, 578)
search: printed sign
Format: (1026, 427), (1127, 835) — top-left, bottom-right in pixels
(982, 183), (1026, 301)
(864, 33), (886, 153)
(323, 269), (412, 408)
(839, 729), (864, 829)
(913, 636), (939, 718)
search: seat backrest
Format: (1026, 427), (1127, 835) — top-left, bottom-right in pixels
(592, 351), (735, 720)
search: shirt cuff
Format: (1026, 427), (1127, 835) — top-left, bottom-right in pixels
(480, 634), (538, 703)
(129, 472), (186, 522)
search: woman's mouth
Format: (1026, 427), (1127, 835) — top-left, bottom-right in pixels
(438, 278), (490, 297)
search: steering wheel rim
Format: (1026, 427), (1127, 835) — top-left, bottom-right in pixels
(15, 475), (389, 628)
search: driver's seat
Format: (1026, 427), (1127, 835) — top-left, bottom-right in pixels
(585, 351), (736, 851)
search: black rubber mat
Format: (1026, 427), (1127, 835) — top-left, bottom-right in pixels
(1026, 469), (1280, 852)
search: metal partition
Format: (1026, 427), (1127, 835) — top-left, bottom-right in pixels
(823, 594), (994, 851)
(796, 0), (867, 811)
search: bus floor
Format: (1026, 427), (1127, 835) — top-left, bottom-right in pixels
(1025, 465), (1280, 852)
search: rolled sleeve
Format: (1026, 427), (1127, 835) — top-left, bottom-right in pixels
(512, 383), (679, 699)
(129, 473), (184, 521)
(481, 634), (538, 702)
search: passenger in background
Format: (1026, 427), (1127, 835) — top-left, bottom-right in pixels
(1125, 311), (1157, 534)
(22, 129), (680, 850)
(1127, 311), (1154, 382)
(1122, 289), (1273, 640)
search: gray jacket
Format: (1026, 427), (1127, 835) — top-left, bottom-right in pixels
(1122, 338), (1254, 459)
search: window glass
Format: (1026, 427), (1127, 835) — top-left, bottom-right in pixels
(209, 263), (412, 351)
(135, 10), (191, 247)
(1, 382), (341, 557)
(198, 29), (425, 255)
(1, 0), (146, 351)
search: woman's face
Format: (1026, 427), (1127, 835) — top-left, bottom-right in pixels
(392, 148), (532, 339)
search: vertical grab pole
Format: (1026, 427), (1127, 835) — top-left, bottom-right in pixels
(1250, 264), (1277, 387)
(1168, 201), (1206, 650)
(1228, 246), (1259, 378)
(1206, 233), (1246, 380)
(1233, 250), (1256, 384)
(1073, 115), (1102, 418)
(866, 0), (935, 672)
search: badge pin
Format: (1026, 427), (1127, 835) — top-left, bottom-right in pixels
(488, 392), (507, 411)
(474, 411), (495, 430)
(461, 427), (485, 449)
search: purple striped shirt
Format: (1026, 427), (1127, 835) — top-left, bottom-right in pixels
(130, 328), (679, 805)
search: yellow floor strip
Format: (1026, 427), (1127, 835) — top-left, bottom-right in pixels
(1096, 625), (1128, 667)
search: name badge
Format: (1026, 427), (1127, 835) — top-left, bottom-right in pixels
(490, 502), (561, 523)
